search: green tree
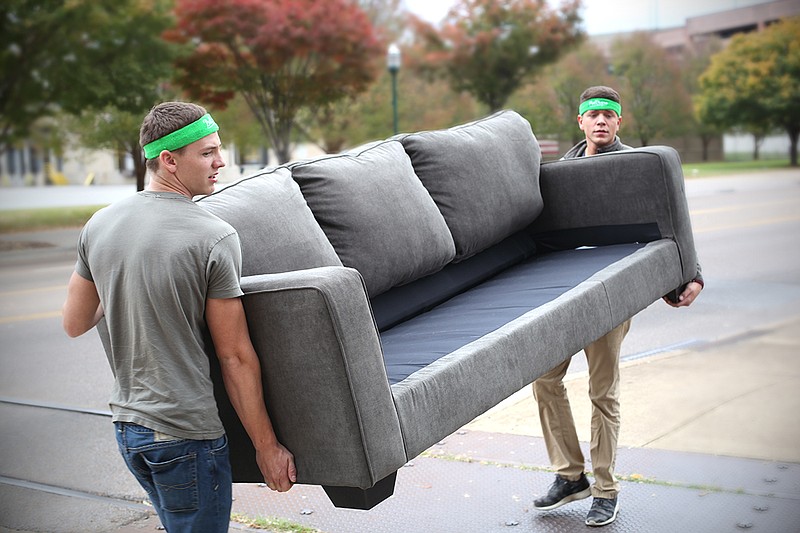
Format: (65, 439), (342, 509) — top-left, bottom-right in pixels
(511, 43), (614, 145)
(682, 37), (724, 161)
(71, 108), (146, 186)
(697, 17), (800, 166)
(611, 32), (693, 146)
(411, 0), (583, 112)
(168, 0), (383, 163)
(0, 0), (179, 159)
(213, 95), (271, 169)
(310, 0), (483, 151)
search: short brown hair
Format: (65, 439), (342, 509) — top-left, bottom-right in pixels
(140, 102), (208, 172)
(579, 86), (621, 105)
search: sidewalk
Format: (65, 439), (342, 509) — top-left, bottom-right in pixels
(468, 316), (800, 464)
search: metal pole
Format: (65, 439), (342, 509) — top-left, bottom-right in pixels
(387, 43), (401, 135)
(391, 70), (398, 135)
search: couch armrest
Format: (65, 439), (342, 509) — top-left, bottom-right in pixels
(210, 266), (406, 490)
(529, 146), (698, 285)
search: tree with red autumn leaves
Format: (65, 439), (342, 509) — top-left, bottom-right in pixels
(167, 0), (383, 163)
(411, 0), (583, 112)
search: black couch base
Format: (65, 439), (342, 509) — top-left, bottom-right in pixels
(323, 472), (397, 510)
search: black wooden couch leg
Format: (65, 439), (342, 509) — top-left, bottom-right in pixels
(322, 472), (397, 510)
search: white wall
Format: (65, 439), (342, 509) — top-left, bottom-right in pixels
(724, 133), (791, 158)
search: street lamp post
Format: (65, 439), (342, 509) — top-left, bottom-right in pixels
(387, 43), (401, 135)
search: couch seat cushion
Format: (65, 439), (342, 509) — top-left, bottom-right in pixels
(381, 243), (646, 385)
(291, 141), (456, 297)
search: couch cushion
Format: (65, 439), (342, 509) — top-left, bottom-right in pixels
(370, 229), (537, 331)
(380, 243), (647, 385)
(196, 167), (342, 276)
(397, 110), (543, 261)
(291, 141), (456, 297)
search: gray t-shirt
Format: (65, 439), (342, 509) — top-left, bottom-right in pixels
(76, 191), (243, 440)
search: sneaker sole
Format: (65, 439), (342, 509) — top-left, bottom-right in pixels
(533, 486), (591, 511)
(585, 501), (620, 527)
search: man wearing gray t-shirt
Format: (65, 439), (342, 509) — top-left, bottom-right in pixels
(63, 102), (295, 532)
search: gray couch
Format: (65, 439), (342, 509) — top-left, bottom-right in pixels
(196, 110), (698, 509)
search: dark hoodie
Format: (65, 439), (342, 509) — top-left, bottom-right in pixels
(561, 135), (632, 159)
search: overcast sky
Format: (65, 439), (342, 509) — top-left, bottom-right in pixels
(404, 0), (772, 35)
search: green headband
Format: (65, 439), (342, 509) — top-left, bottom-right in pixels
(143, 113), (219, 159)
(579, 98), (622, 117)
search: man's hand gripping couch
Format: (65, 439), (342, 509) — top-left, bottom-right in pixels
(195, 110), (699, 509)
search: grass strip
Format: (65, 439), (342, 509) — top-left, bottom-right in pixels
(682, 158), (790, 178)
(421, 450), (745, 495)
(230, 512), (322, 532)
(0, 205), (105, 233)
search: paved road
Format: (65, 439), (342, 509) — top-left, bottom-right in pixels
(0, 169), (799, 532)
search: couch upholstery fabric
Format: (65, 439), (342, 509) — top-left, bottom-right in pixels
(397, 110), (543, 261)
(196, 167), (342, 276)
(391, 238), (682, 459)
(292, 141), (456, 297)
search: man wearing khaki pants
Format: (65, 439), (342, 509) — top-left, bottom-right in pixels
(532, 86), (703, 527)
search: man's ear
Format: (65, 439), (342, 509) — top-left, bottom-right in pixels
(158, 150), (177, 173)
(577, 114), (585, 130)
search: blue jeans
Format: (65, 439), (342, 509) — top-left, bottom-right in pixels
(115, 422), (232, 532)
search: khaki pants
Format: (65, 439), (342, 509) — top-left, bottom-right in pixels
(532, 319), (631, 498)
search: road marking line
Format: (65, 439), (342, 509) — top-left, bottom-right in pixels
(0, 396), (111, 417)
(690, 198), (800, 215)
(0, 285), (66, 297)
(0, 310), (61, 324)
(694, 215), (800, 234)
(0, 475), (148, 511)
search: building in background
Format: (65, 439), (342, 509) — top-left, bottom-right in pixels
(590, 0), (800, 162)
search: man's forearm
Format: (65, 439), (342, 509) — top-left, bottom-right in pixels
(206, 297), (296, 490)
(218, 348), (278, 447)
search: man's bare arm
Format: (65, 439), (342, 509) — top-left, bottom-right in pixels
(62, 271), (103, 337)
(206, 297), (296, 491)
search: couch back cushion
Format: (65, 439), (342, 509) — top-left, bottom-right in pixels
(196, 167), (342, 276)
(291, 140), (456, 297)
(397, 110), (543, 261)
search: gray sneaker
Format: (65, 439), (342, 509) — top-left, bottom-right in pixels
(533, 473), (591, 511)
(585, 496), (619, 527)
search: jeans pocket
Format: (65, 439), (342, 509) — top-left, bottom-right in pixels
(210, 434), (228, 457)
(143, 451), (199, 512)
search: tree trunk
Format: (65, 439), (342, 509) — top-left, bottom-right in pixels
(132, 147), (146, 191)
(275, 140), (292, 165)
(752, 133), (763, 161)
(788, 126), (799, 167)
(701, 134), (710, 162)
